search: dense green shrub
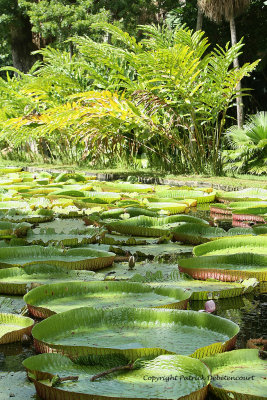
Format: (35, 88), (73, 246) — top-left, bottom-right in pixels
(223, 112), (267, 175)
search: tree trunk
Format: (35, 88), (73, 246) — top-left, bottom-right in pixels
(229, 17), (244, 128)
(196, 7), (203, 31)
(10, 15), (39, 73)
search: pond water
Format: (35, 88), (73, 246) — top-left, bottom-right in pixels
(0, 207), (266, 400)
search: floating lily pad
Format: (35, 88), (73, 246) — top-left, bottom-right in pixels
(23, 353), (210, 400)
(179, 254), (267, 282)
(101, 207), (159, 219)
(100, 233), (161, 245)
(0, 221), (31, 238)
(158, 190), (216, 203)
(149, 278), (258, 300)
(98, 182), (154, 193)
(0, 201), (30, 211)
(31, 307), (238, 358)
(24, 281), (191, 318)
(172, 223), (253, 245)
(107, 215), (207, 237)
(26, 226), (103, 246)
(217, 188), (267, 202)
(193, 236), (267, 256)
(147, 202), (189, 214)
(36, 218), (88, 233)
(104, 260), (180, 278)
(202, 349), (267, 400)
(1, 208), (54, 223)
(0, 245), (115, 270)
(0, 264), (104, 295)
(0, 371), (36, 400)
(110, 243), (193, 258)
(0, 313), (34, 344)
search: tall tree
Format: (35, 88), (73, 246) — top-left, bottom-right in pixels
(20, 0), (109, 56)
(0, 0), (39, 72)
(196, 7), (203, 30)
(198, 0), (250, 128)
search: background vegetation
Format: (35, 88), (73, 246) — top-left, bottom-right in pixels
(0, 0), (266, 175)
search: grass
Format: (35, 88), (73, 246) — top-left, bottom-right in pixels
(0, 158), (266, 189)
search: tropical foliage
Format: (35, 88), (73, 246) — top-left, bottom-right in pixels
(223, 112), (267, 175)
(0, 24), (259, 174)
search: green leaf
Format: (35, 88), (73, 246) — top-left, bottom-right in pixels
(24, 281), (191, 318)
(30, 307), (238, 358)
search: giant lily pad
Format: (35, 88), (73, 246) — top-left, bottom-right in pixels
(202, 349), (267, 400)
(0, 371), (36, 400)
(24, 281), (191, 318)
(217, 188), (267, 202)
(100, 207), (159, 219)
(158, 190), (216, 203)
(0, 221), (31, 238)
(147, 202), (189, 214)
(107, 215), (207, 237)
(79, 192), (121, 203)
(26, 226), (103, 246)
(172, 223), (253, 245)
(0, 313), (34, 344)
(0, 201), (30, 211)
(23, 353), (210, 400)
(149, 278), (258, 300)
(193, 236), (267, 256)
(0, 264), (104, 295)
(1, 208), (54, 223)
(0, 246), (115, 270)
(110, 243), (193, 258)
(100, 233), (162, 245)
(30, 307), (238, 358)
(100, 181), (154, 193)
(179, 254), (267, 281)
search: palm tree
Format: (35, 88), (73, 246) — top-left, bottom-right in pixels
(198, 0), (251, 128)
(196, 7), (203, 31)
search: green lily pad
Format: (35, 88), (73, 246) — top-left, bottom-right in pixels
(30, 307), (238, 358)
(179, 253), (267, 282)
(217, 188), (267, 202)
(0, 264), (104, 295)
(23, 353), (210, 400)
(0, 313), (34, 344)
(26, 226), (103, 246)
(54, 172), (87, 183)
(149, 278), (258, 300)
(147, 202), (189, 214)
(100, 233), (162, 245)
(110, 243), (193, 258)
(1, 208), (54, 223)
(0, 371), (36, 399)
(202, 349), (267, 400)
(0, 221), (31, 238)
(0, 201), (30, 211)
(101, 261), (181, 281)
(36, 218), (88, 233)
(193, 236), (267, 256)
(24, 281), (191, 318)
(98, 182), (154, 193)
(0, 245), (115, 270)
(158, 190), (216, 203)
(107, 215), (207, 237)
(101, 207), (159, 219)
(172, 223), (253, 245)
